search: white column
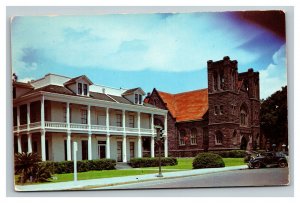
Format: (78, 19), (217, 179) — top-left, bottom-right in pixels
(106, 134), (111, 159)
(67, 131), (71, 161)
(137, 136), (142, 158)
(17, 134), (22, 153)
(106, 108), (110, 133)
(151, 136), (155, 158)
(27, 103), (30, 129)
(17, 106), (20, 132)
(137, 112), (141, 133)
(88, 133), (92, 160)
(41, 130), (46, 161)
(27, 133), (32, 153)
(41, 96), (45, 128)
(164, 114), (168, 157)
(122, 110), (126, 132)
(66, 102), (70, 130)
(122, 135), (127, 163)
(151, 113), (154, 132)
(87, 105), (91, 129)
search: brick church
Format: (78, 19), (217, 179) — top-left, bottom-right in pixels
(144, 56), (261, 157)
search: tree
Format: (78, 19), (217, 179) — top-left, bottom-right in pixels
(260, 86), (288, 149)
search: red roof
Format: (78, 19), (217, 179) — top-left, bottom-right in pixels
(157, 89), (208, 122)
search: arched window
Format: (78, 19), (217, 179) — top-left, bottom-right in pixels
(240, 103), (248, 126)
(232, 130), (237, 145)
(220, 70), (225, 90)
(179, 129), (186, 146)
(213, 71), (218, 91)
(190, 128), (197, 145)
(215, 131), (223, 145)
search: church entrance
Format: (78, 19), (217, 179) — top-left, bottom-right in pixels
(240, 136), (248, 150)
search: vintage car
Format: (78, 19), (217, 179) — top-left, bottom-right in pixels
(248, 151), (288, 169)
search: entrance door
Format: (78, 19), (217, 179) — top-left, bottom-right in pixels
(130, 142), (135, 159)
(97, 141), (106, 159)
(117, 141), (123, 162)
(240, 136), (248, 150)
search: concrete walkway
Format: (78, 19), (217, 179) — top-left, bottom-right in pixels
(15, 165), (248, 191)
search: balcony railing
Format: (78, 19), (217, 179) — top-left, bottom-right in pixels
(14, 122), (153, 134)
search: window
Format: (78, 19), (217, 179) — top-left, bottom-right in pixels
(139, 94), (142, 104)
(231, 71), (235, 90)
(116, 114), (122, 127)
(83, 84), (88, 95)
(240, 104), (248, 126)
(179, 129), (186, 146)
(129, 115), (135, 128)
(232, 130), (237, 145)
(214, 106), (219, 115)
(135, 94), (139, 104)
(130, 142), (135, 158)
(220, 70), (225, 90)
(81, 109), (87, 124)
(63, 107), (67, 122)
(190, 128), (197, 145)
(78, 83), (82, 94)
(82, 140), (88, 160)
(220, 105), (224, 114)
(213, 71), (218, 91)
(216, 131), (223, 145)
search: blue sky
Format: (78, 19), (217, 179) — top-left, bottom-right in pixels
(11, 12), (287, 99)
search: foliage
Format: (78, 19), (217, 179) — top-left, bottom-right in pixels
(14, 152), (52, 183)
(260, 86), (288, 146)
(211, 150), (246, 158)
(192, 153), (225, 169)
(129, 157), (177, 168)
(40, 159), (116, 174)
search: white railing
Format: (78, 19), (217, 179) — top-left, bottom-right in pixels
(91, 125), (107, 131)
(30, 122), (41, 129)
(19, 124), (28, 131)
(125, 127), (139, 133)
(109, 126), (124, 132)
(45, 121), (67, 129)
(70, 123), (89, 130)
(141, 128), (153, 134)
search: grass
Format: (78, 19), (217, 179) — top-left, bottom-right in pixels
(15, 158), (245, 184)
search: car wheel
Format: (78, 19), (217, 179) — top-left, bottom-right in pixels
(279, 161), (287, 168)
(253, 162), (261, 169)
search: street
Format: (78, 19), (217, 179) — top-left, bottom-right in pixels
(98, 167), (289, 189)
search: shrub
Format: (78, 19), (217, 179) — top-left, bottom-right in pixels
(40, 159), (116, 174)
(31, 163), (52, 183)
(129, 157), (177, 168)
(193, 153), (225, 169)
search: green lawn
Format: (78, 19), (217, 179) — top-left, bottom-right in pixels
(15, 157), (245, 184)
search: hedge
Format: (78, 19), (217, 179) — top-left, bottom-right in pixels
(129, 157), (178, 168)
(40, 159), (116, 174)
(193, 153), (225, 169)
(211, 150), (247, 158)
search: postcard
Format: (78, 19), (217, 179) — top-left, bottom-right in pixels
(11, 10), (289, 191)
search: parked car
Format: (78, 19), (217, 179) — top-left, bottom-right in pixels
(248, 151), (288, 169)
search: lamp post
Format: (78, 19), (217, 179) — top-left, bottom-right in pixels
(155, 125), (163, 178)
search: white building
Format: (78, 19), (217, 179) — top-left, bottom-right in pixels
(12, 73), (168, 162)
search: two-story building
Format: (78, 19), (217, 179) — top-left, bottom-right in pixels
(12, 74), (168, 162)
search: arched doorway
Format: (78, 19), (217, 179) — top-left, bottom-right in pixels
(240, 136), (248, 150)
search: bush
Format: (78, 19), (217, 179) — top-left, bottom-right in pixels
(40, 159), (116, 174)
(211, 150), (246, 158)
(129, 157), (177, 168)
(193, 153), (225, 169)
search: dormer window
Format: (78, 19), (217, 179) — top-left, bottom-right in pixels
(83, 84), (88, 96)
(78, 83), (82, 95)
(135, 94), (143, 105)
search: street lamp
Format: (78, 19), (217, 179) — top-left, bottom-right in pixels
(154, 125), (164, 178)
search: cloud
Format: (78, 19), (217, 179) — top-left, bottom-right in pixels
(11, 13), (268, 74)
(18, 77), (35, 83)
(260, 44), (287, 99)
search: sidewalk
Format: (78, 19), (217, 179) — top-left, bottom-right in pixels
(15, 165), (248, 191)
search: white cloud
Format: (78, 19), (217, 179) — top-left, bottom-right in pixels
(260, 45), (287, 99)
(11, 13), (263, 74)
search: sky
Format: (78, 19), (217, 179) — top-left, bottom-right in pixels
(11, 11), (287, 99)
